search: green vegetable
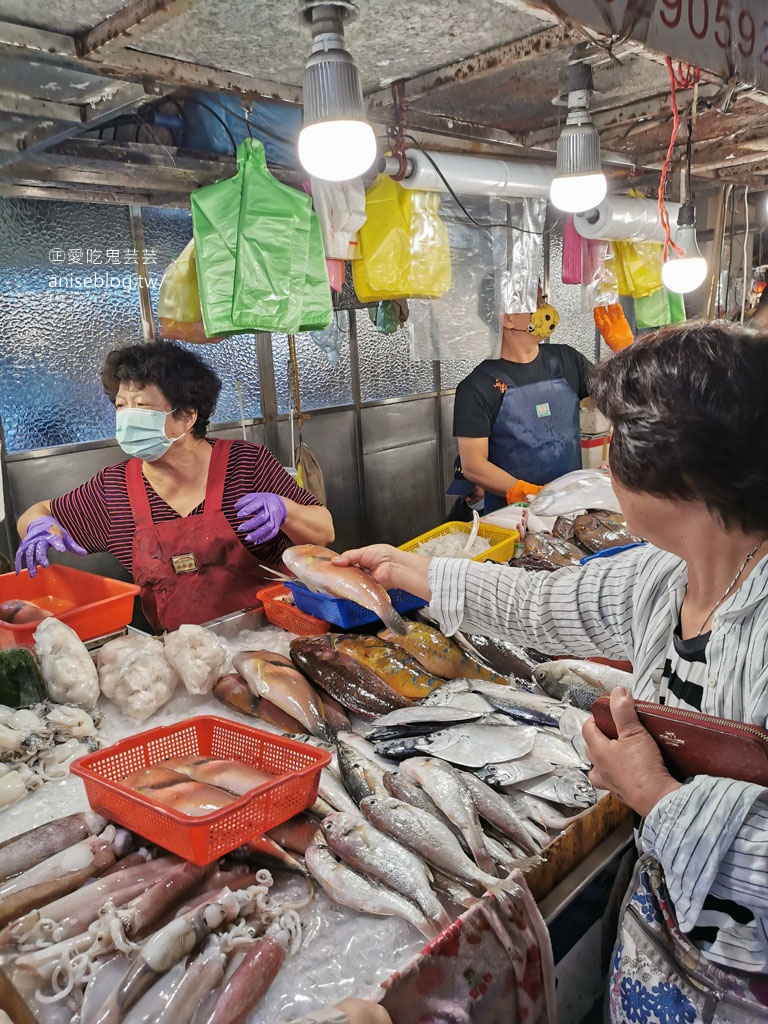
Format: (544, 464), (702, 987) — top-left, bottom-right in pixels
(0, 648), (47, 708)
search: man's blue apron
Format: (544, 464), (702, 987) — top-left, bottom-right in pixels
(482, 350), (582, 513)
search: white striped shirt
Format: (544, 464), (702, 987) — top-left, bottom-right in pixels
(428, 546), (768, 972)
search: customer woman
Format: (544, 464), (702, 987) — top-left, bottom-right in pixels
(335, 321), (768, 1021)
(14, 341), (334, 632)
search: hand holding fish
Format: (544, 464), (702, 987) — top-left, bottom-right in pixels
(332, 545), (433, 601)
(582, 687), (681, 818)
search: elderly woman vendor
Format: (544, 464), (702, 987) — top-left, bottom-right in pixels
(14, 341), (334, 632)
(337, 322), (768, 1022)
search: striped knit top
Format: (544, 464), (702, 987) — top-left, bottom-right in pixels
(50, 439), (320, 575)
(429, 546), (768, 973)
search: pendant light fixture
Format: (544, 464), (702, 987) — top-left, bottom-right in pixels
(661, 201), (708, 293)
(661, 106), (708, 294)
(298, 1), (377, 182)
(549, 60), (607, 214)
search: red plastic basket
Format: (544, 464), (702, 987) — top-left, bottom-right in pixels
(70, 716), (330, 865)
(256, 584), (330, 636)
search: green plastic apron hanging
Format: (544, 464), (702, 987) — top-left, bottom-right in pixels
(192, 139), (332, 335)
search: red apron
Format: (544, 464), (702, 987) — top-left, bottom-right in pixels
(126, 439), (271, 632)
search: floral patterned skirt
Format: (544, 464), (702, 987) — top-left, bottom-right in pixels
(609, 855), (768, 1024)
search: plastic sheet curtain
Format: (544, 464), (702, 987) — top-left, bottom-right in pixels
(409, 195), (546, 363)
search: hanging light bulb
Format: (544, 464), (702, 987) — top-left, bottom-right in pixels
(550, 61), (607, 214)
(298, 1), (376, 182)
(661, 202), (708, 293)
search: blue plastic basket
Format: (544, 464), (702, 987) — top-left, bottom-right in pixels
(284, 581), (426, 629)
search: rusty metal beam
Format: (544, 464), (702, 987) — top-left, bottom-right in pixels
(77, 0), (204, 59)
(0, 182), (189, 206)
(365, 22), (576, 111)
(0, 20), (76, 57)
(369, 107), (526, 149)
(0, 93), (80, 123)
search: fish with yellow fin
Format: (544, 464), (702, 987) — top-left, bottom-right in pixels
(233, 651), (330, 740)
(378, 621), (509, 684)
(331, 634), (445, 701)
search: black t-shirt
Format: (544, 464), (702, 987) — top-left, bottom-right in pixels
(453, 345), (593, 438)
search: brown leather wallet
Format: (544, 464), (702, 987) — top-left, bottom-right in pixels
(592, 695), (768, 786)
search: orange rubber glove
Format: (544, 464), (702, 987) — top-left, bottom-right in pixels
(506, 480), (543, 505)
(594, 303), (634, 351)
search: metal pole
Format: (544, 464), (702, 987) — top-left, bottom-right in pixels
(255, 332), (279, 455)
(348, 310), (368, 544)
(128, 205), (156, 343)
(433, 358), (445, 519)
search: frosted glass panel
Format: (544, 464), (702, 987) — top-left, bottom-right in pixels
(356, 310), (435, 403)
(439, 359), (483, 391)
(272, 323), (354, 415)
(0, 199), (143, 452)
(546, 223), (598, 364)
(141, 207), (263, 423)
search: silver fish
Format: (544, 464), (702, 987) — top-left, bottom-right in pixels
(453, 632), (548, 681)
(320, 812), (450, 931)
(504, 791), (580, 832)
(513, 769), (596, 809)
(532, 664), (607, 711)
(359, 795), (515, 894)
(459, 772), (543, 855)
(364, 705), (486, 736)
(479, 691), (562, 729)
(474, 756), (556, 789)
(400, 757), (497, 876)
(318, 767), (361, 815)
(336, 739), (388, 805)
(336, 731), (394, 772)
(410, 723), (537, 768)
(532, 730), (589, 769)
(421, 686), (495, 714)
(558, 706), (591, 763)
(547, 659), (632, 692)
(305, 842), (436, 939)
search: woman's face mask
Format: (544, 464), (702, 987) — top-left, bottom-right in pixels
(115, 408), (181, 462)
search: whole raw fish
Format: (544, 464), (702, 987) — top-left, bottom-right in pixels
(365, 704), (487, 738)
(536, 659), (632, 692)
(478, 690), (562, 729)
(573, 511), (642, 553)
(378, 622), (509, 684)
(513, 768), (596, 809)
(532, 662), (614, 711)
(318, 691), (351, 734)
(160, 756), (275, 795)
(321, 811), (450, 931)
(305, 841), (437, 939)
(360, 794), (516, 894)
(337, 739), (388, 805)
(290, 636), (413, 718)
(332, 634), (445, 700)
(379, 723), (537, 768)
(453, 632), (548, 681)
(122, 766), (188, 790)
(524, 532), (584, 567)
(532, 729), (588, 768)
(474, 756), (557, 788)
(0, 599), (53, 624)
(458, 772), (542, 855)
(212, 672), (303, 732)
(283, 544), (408, 634)
(228, 836), (308, 875)
(234, 651), (330, 740)
(265, 812), (322, 855)
(400, 757), (497, 876)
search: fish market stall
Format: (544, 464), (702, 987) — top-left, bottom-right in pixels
(0, 555), (636, 1024)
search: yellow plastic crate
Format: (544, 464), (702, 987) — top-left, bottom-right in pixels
(399, 521), (520, 563)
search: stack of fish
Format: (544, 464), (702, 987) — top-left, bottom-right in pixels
(0, 812), (306, 1024)
(512, 511), (643, 571)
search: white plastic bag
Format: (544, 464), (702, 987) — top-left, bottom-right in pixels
(311, 177), (367, 260)
(34, 618), (100, 709)
(163, 624), (230, 695)
(529, 469), (621, 516)
(96, 634), (179, 723)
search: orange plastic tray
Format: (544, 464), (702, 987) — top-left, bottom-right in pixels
(70, 716), (330, 865)
(257, 583), (330, 636)
(0, 565), (140, 649)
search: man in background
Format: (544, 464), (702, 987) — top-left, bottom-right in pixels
(453, 278), (592, 514)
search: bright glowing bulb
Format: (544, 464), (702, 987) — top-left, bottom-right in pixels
(549, 172), (607, 214)
(298, 119), (376, 181)
(661, 224), (708, 294)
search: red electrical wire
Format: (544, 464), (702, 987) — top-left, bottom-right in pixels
(658, 59), (701, 261)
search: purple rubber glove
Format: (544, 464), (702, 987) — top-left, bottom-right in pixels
(234, 493), (288, 545)
(15, 515), (88, 577)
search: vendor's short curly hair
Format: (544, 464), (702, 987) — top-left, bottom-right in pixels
(101, 341), (222, 439)
(590, 320), (768, 533)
